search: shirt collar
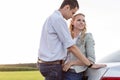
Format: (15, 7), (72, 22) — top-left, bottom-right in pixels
(54, 10), (64, 19)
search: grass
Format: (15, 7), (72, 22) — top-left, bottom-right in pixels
(0, 71), (44, 80)
(0, 63), (38, 71)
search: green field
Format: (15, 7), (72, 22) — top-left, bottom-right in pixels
(0, 71), (44, 80)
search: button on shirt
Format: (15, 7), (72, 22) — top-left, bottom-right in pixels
(38, 10), (74, 61)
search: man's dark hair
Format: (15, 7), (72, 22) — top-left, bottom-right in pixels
(60, 0), (79, 9)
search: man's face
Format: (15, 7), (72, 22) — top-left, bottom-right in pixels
(65, 7), (78, 20)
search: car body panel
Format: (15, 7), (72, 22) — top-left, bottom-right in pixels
(86, 67), (108, 80)
(86, 62), (120, 80)
(86, 50), (120, 80)
(103, 63), (120, 77)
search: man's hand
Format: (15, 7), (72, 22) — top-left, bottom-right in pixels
(62, 61), (72, 72)
(90, 64), (107, 69)
(62, 60), (84, 72)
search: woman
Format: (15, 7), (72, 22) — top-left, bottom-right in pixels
(63, 13), (96, 80)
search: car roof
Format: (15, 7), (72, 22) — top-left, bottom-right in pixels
(98, 50), (120, 63)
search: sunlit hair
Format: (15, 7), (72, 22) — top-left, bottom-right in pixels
(69, 13), (87, 42)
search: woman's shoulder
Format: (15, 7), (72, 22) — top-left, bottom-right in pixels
(85, 32), (93, 38)
(85, 32), (95, 44)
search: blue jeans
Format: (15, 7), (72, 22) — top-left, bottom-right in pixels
(38, 63), (63, 80)
(63, 70), (83, 80)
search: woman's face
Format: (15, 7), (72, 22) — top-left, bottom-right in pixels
(72, 15), (86, 30)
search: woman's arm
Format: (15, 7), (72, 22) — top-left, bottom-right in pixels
(85, 33), (95, 63)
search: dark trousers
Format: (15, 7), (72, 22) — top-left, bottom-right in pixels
(63, 70), (83, 80)
(37, 63), (63, 80)
(63, 70), (88, 80)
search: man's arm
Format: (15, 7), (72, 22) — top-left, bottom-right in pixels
(68, 45), (91, 66)
(63, 45), (106, 71)
(67, 45), (107, 69)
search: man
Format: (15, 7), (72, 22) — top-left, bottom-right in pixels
(37, 0), (106, 80)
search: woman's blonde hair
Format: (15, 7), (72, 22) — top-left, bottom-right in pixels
(69, 13), (87, 42)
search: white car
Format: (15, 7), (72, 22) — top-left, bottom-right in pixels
(86, 50), (120, 80)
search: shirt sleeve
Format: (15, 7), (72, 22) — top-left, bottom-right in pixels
(52, 18), (74, 49)
(85, 33), (96, 63)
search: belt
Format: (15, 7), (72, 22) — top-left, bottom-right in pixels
(37, 59), (64, 64)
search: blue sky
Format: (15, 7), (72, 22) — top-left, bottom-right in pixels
(0, 0), (120, 64)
